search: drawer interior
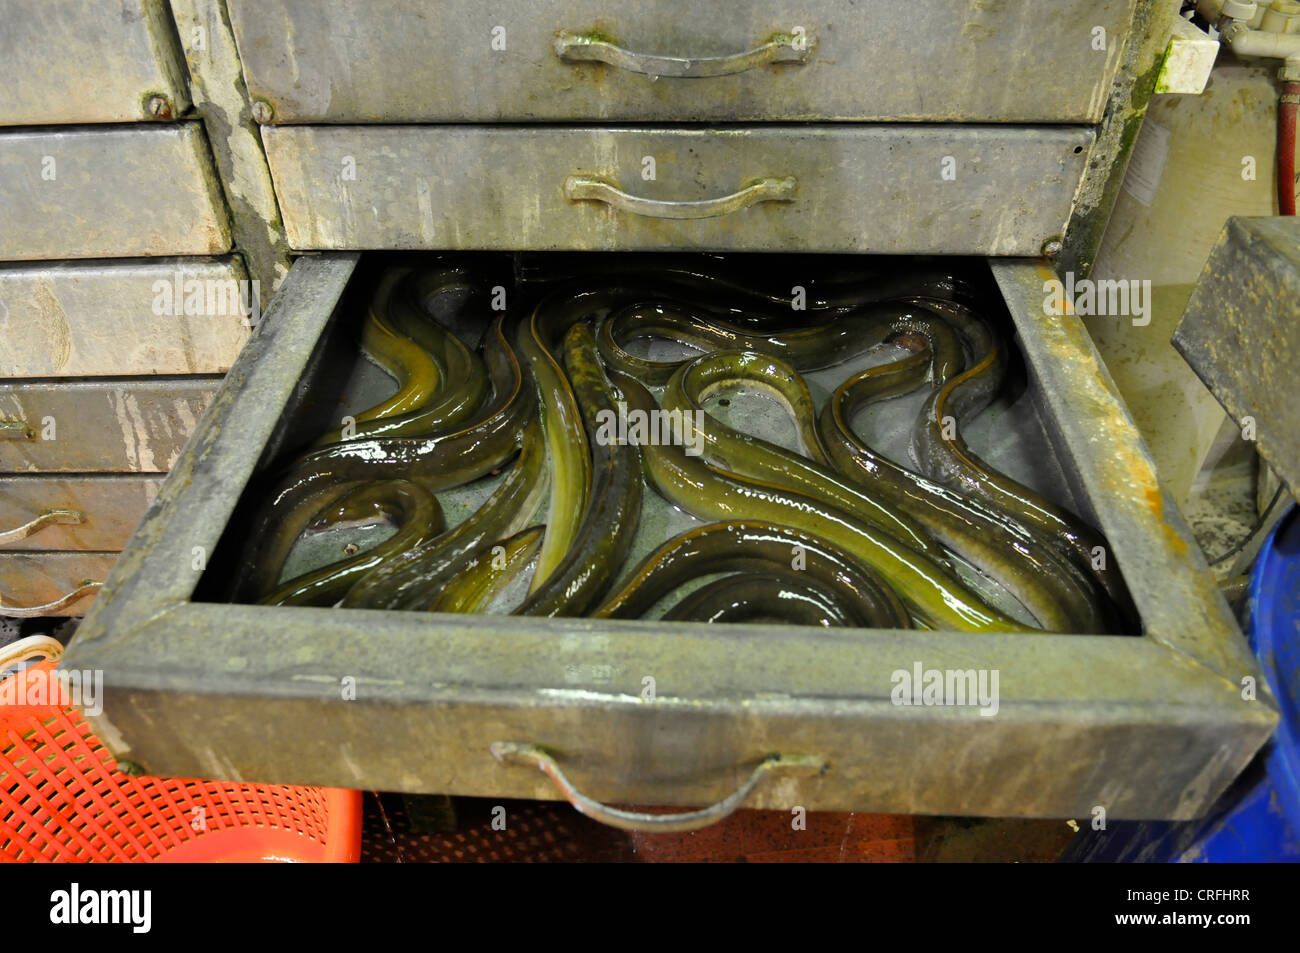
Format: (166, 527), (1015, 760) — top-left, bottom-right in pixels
(196, 251), (1121, 634)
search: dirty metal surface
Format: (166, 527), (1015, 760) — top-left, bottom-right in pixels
(170, 0), (294, 293)
(0, 258), (250, 377)
(991, 260), (1261, 682)
(0, 379), (220, 474)
(1173, 216), (1300, 498)
(228, 0), (1135, 123)
(0, 552), (113, 618)
(0, 124), (231, 260)
(1061, 0), (1180, 278)
(263, 125), (1092, 254)
(63, 254), (1277, 821)
(0, 476), (164, 552)
(0, 0), (191, 125)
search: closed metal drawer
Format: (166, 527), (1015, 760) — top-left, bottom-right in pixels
(0, 124), (231, 260)
(230, 0), (1136, 123)
(64, 254), (1275, 821)
(264, 125), (1092, 254)
(0, 379), (220, 474)
(0, 552), (111, 617)
(0, 258), (251, 377)
(0, 476), (162, 551)
(1, 0), (190, 125)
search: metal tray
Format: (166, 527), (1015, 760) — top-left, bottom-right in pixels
(64, 253), (1276, 823)
(1174, 216), (1300, 498)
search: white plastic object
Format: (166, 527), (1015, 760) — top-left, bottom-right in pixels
(0, 634), (64, 680)
(1262, 0), (1300, 33)
(1158, 17), (1221, 93)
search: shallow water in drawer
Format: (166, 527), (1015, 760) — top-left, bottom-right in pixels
(279, 305), (1073, 627)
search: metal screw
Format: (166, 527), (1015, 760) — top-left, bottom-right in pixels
(145, 95), (171, 119)
(1042, 239), (1064, 259)
(250, 99), (274, 124)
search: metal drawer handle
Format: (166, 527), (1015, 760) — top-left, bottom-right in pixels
(555, 30), (814, 77)
(0, 420), (34, 440)
(0, 509), (84, 547)
(0, 634), (64, 677)
(564, 175), (796, 220)
(0, 581), (102, 618)
(491, 741), (826, 833)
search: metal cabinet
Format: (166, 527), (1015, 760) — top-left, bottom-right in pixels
(64, 254), (1277, 820)
(228, 0), (1137, 123)
(0, 259), (243, 614)
(0, 15), (241, 618)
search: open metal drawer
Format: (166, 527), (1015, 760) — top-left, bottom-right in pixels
(64, 253), (1276, 821)
(229, 0), (1137, 124)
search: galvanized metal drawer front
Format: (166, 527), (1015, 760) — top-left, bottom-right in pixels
(0, 124), (231, 260)
(0, 259), (251, 377)
(0, 476), (163, 551)
(1, 0), (190, 125)
(0, 552), (111, 617)
(229, 0), (1135, 123)
(264, 126), (1092, 254)
(64, 254), (1276, 821)
(0, 379), (220, 474)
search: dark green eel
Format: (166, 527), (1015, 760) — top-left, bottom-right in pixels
(593, 519), (910, 629)
(664, 570), (866, 627)
(610, 370), (1025, 632)
(258, 479), (445, 607)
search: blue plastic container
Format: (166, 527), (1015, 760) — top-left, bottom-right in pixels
(1065, 504), (1300, 862)
(1231, 501), (1300, 859)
